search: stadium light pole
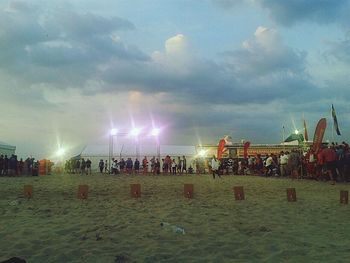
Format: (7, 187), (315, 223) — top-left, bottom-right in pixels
(109, 129), (118, 173)
(131, 128), (141, 160)
(151, 128), (161, 159)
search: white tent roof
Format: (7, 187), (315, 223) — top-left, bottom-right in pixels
(80, 144), (197, 157)
(0, 141), (16, 150)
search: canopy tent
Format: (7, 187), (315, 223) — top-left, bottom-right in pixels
(0, 141), (16, 156)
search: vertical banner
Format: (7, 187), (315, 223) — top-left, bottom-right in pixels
(331, 104), (341, 135)
(303, 119), (309, 141)
(243, 141), (251, 158)
(217, 139), (226, 159)
(312, 118), (327, 153)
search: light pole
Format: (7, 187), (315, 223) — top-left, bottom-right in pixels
(131, 128), (141, 160)
(151, 128), (160, 159)
(109, 129), (118, 173)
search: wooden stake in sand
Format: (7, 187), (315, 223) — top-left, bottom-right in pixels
(287, 188), (297, 202)
(340, 190), (348, 204)
(233, 186), (245, 200)
(130, 184), (141, 198)
(77, 185), (89, 199)
(184, 184), (194, 199)
(23, 185), (33, 199)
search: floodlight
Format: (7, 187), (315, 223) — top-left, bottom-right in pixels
(130, 128), (141, 137)
(56, 148), (65, 157)
(110, 128), (118, 136)
(198, 149), (207, 157)
(151, 128), (160, 136)
(294, 129), (299, 135)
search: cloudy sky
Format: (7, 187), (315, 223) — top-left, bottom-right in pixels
(1, 0), (350, 158)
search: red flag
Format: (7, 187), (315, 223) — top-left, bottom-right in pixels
(303, 119), (309, 141)
(312, 118), (327, 153)
(243, 141), (251, 158)
(217, 139), (225, 159)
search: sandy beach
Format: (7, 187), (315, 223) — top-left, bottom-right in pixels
(0, 174), (349, 263)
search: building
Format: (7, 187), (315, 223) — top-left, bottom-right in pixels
(0, 141), (16, 156)
(197, 142), (302, 159)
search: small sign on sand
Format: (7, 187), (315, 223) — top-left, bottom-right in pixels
(233, 186), (245, 200)
(287, 188), (297, 202)
(24, 185), (33, 199)
(77, 185), (89, 199)
(130, 184), (141, 198)
(184, 184), (194, 199)
(340, 190), (348, 204)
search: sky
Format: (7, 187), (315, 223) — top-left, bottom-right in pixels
(1, 0), (350, 159)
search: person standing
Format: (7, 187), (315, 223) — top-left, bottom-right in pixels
(142, 156), (148, 175)
(85, 159), (92, 175)
(80, 158), (86, 174)
(279, 151), (289, 177)
(155, 158), (161, 175)
(99, 159), (104, 174)
(134, 158), (140, 174)
(320, 145), (337, 184)
(182, 156), (187, 174)
(211, 155), (220, 179)
(171, 159), (177, 175)
(177, 156), (182, 174)
(104, 160), (108, 173)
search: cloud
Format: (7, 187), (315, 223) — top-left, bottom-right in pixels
(212, 0), (350, 26)
(259, 0), (349, 26)
(0, 1), (144, 88)
(102, 26), (314, 107)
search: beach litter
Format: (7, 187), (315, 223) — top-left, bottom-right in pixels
(8, 200), (20, 206)
(160, 222), (185, 234)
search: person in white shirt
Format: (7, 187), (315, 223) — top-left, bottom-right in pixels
(211, 155), (221, 179)
(279, 151), (289, 177)
(265, 154), (275, 176)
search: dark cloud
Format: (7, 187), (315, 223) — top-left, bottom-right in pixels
(101, 26), (315, 107)
(259, 0), (349, 26)
(212, 0), (350, 26)
(0, 2), (146, 87)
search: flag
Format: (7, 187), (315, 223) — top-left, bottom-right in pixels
(312, 118), (327, 153)
(331, 104), (341, 135)
(303, 119), (309, 141)
(284, 133), (304, 143)
(217, 138), (226, 159)
(243, 141), (251, 158)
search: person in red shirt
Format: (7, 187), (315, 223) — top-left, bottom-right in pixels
(320, 145), (337, 184)
(142, 156), (148, 175)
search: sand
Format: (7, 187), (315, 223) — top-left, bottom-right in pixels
(0, 174), (349, 263)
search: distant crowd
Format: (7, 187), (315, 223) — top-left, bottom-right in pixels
(0, 154), (41, 176)
(210, 141), (350, 184)
(64, 155), (193, 175)
(3, 141), (349, 183)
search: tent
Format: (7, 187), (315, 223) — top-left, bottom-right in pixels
(0, 141), (16, 156)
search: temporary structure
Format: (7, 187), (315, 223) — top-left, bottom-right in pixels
(0, 141), (16, 156)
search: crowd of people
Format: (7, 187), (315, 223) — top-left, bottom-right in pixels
(0, 154), (41, 176)
(64, 155), (192, 175)
(64, 158), (93, 175)
(3, 141), (350, 183)
(209, 141), (350, 184)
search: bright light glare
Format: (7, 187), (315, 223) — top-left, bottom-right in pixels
(198, 149), (207, 157)
(294, 129), (299, 134)
(130, 128), (141, 137)
(56, 148), (65, 157)
(110, 128), (118, 136)
(151, 128), (160, 136)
